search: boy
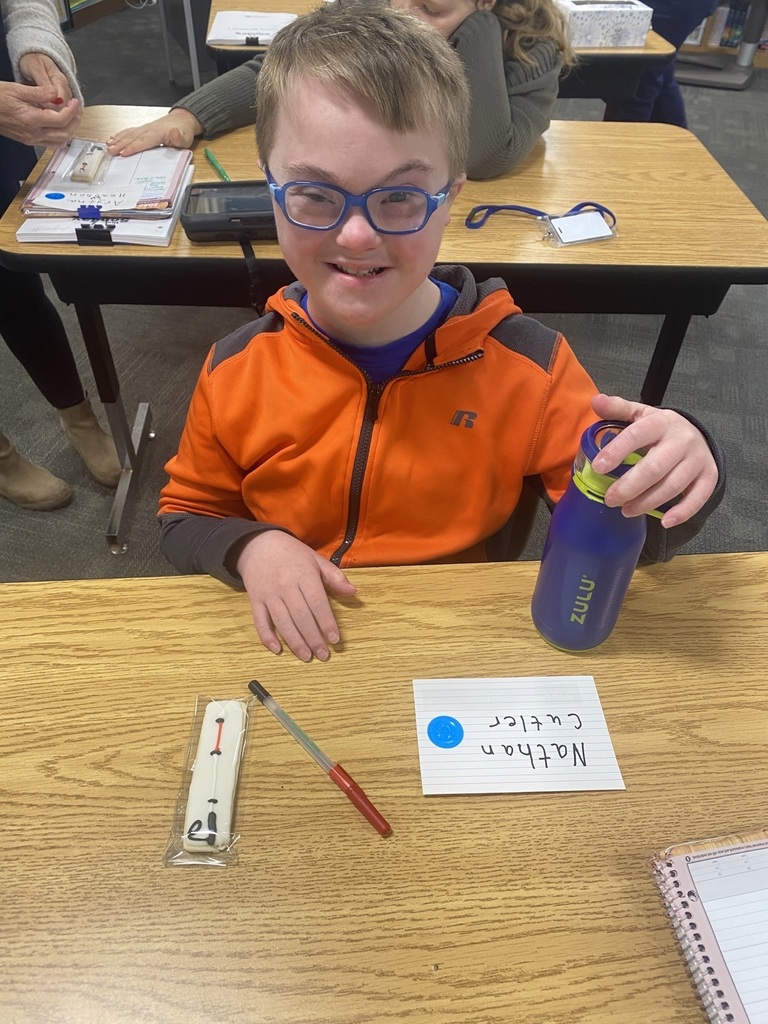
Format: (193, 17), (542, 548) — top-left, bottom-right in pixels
(159, 0), (723, 663)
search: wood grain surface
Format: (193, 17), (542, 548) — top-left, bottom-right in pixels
(1, 106), (766, 274)
(0, 553), (765, 1023)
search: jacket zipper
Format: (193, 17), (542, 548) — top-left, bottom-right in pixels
(289, 310), (485, 565)
(330, 349), (485, 566)
(330, 381), (385, 565)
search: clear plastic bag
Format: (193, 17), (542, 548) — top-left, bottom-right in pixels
(164, 695), (254, 867)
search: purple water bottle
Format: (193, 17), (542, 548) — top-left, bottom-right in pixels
(530, 420), (648, 651)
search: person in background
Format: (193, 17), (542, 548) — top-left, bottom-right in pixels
(0, 0), (121, 511)
(158, 0), (723, 665)
(603, 0), (719, 126)
(107, 0), (573, 179)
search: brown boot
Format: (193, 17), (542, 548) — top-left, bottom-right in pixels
(0, 431), (72, 511)
(59, 396), (122, 488)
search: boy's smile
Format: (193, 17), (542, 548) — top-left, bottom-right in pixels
(265, 77), (464, 347)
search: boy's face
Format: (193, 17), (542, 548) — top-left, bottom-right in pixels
(264, 77), (464, 347)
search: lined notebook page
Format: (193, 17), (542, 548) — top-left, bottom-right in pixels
(689, 847), (768, 1022)
(412, 675), (624, 795)
(652, 833), (768, 1024)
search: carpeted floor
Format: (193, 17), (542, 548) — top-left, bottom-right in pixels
(0, 4), (766, 581)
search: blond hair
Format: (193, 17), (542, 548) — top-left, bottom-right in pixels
(255, 0), (471, 178)
(494, 0), (575, 66)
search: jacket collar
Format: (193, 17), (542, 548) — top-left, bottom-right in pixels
(270, 266), (521, 367)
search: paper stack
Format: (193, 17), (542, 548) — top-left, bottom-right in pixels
(206, 11), (297, 46)
(17, 165), (194, 247)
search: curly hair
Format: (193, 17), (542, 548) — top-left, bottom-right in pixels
(493, 0), (576, 65)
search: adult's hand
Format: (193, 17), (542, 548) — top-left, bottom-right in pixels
(0, 79), (81, 145)
(18, 51), (76, 103)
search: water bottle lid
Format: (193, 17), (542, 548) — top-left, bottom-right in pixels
(574, 420), (642, 503)
(574, 420), (665, 518)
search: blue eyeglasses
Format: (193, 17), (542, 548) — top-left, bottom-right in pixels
(265, 168), (452, 235)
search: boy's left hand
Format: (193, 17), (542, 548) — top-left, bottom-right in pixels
(589, 394), (718, 529)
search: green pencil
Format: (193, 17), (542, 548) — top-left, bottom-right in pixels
(204, 147), (231, 182)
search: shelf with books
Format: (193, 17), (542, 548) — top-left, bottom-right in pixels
(64, 0), (125, 30)
(681, 1), (768, 67)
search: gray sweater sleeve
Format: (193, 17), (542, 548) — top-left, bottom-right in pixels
(451, 9), (561, 180)
(172, 56), (263, 138)
(2, 0), (81, 100)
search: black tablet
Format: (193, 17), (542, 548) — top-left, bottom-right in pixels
(180, 180), (277, 242)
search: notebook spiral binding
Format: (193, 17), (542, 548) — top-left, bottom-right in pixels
(652, 860), (734, 1024)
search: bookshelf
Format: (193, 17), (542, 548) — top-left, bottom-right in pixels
(64, 0), (125, 30)
(681, 0), (768, 69)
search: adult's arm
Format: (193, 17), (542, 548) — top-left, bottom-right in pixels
(2, 0), (80, 99)
(451, 9), (561, 179)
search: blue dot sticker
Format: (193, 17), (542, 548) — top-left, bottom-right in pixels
(44, 192), (66, 200)
(427, 715), (464, 749)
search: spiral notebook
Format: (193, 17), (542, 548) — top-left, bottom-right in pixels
(651, 828), (768, 1024)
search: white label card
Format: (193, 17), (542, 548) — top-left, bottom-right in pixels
(412, 675), (625, 795)
(547, 210), (615, 244)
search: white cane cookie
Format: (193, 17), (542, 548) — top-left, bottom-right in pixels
(70, 142), (108, 183)
(183, 699), (247, 852)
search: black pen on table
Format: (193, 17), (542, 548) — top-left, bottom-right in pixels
(248, 680), (392, 837)
(204, 147), (231, 182)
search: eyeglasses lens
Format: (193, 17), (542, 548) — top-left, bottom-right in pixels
(283, 184), (428, 232)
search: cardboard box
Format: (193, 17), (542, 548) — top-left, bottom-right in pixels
(556, 0), (653, 47)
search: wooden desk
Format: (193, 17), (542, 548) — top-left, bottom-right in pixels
(1, 107), (766, 548)
(1, 552), (766, 1023)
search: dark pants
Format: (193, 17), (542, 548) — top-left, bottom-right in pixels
(603, 2), (718, 127)
(0, 254), (85, 411)
(0, 24), (84, 413)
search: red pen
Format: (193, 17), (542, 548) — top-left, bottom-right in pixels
(248, 680), (392, 837)
(52, 97), (64, 105)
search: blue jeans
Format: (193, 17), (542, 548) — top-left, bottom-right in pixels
(603, 3), (718, 127)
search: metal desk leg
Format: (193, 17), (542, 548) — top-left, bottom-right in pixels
(640, 312), (691, 406)
(156, 0), (176, 84)
(182, 0), (202, 91)
(74, 303), (153, 554)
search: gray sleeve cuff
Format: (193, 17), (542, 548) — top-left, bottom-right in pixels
(158, 512), (294, 588)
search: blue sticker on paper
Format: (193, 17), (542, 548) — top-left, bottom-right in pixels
(44, 192), (66, 200)
(427, 715), (464, 749)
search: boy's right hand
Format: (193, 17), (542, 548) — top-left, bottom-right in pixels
(235, 532), (357, 663)
(106, 109), (203, 156)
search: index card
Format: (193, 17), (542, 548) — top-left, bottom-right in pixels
(206, 11), (297, 45)
(412, 675), (624, 795)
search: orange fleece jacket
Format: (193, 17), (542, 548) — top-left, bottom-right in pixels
(159, 267), (603, 582)
(159, 266), (724, 586)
